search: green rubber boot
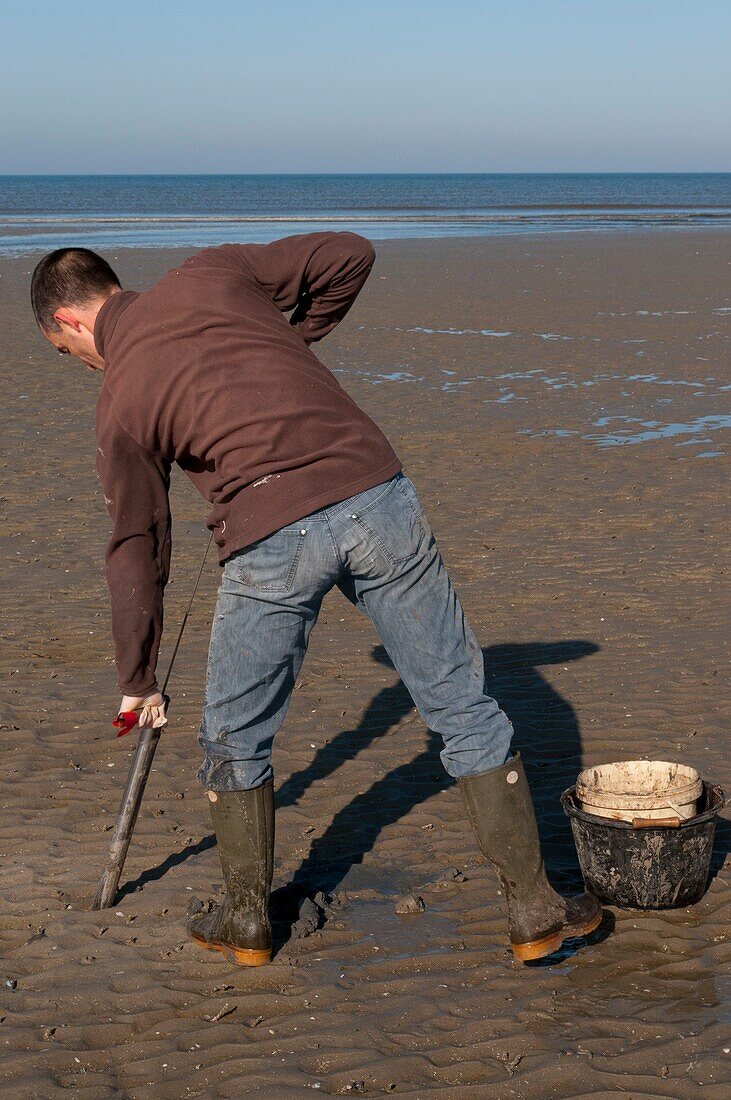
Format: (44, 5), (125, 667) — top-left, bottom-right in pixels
(458, 753), (602, 961)
(188, 780), (274, 966)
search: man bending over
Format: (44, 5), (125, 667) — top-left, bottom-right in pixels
(31, 234), (601, 964)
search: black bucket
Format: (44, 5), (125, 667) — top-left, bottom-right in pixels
(561, 781), (725, 909)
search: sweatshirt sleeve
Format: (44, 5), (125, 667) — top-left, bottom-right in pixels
(95, 406), (172, 697)
(225, 231), (376, 344)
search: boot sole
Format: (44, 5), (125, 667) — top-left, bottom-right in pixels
(189, 929), (271, 966)
(511, 908), (603, 963)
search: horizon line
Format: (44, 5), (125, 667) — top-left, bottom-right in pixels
(2, 170), (731, 178)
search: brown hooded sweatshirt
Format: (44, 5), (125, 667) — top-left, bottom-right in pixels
(93, 232), (402, 696)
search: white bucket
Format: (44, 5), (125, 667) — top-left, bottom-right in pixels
(576, 760), (702, 824)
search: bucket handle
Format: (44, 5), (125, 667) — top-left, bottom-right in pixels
(632, 815), (682, 829)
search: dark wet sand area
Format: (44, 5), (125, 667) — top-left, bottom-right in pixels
(1, 231), (729, 1097)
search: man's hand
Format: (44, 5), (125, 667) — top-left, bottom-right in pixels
(120, 692), (168, 729)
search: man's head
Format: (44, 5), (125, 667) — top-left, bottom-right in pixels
(31, 248), (122, 371)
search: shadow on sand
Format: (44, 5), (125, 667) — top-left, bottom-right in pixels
(120, 638), (597, 910)
(119, 635), (727, 961)
(119, 638), (598, 911)
(273, 639), (599, 917)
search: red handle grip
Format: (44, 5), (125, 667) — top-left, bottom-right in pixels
(112, 710), (139, 737)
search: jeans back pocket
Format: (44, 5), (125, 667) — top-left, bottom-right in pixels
(352, 478), (427, 566)
(230, 527), (307, 592)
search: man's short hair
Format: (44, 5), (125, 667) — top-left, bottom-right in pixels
(31, 248), (121, 332)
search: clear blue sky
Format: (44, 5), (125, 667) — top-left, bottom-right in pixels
(2, 0), (729, 173)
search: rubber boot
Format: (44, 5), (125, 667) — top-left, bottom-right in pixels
(188, 780), (274, 966)
(458, 753), (602, 962)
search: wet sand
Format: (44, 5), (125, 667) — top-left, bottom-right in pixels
(1, 231), (729, 1097)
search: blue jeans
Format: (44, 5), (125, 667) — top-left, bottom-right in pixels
(198, 473), (513, 791)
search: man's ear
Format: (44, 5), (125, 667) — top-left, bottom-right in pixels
(53, 308), (82, 332)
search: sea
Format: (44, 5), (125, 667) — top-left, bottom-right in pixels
(0, 173), (730, 255)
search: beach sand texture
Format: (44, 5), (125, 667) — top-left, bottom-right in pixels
(1, 232), (729, 1097)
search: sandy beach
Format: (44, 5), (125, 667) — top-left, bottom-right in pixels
(1, 230), (729, 1097)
